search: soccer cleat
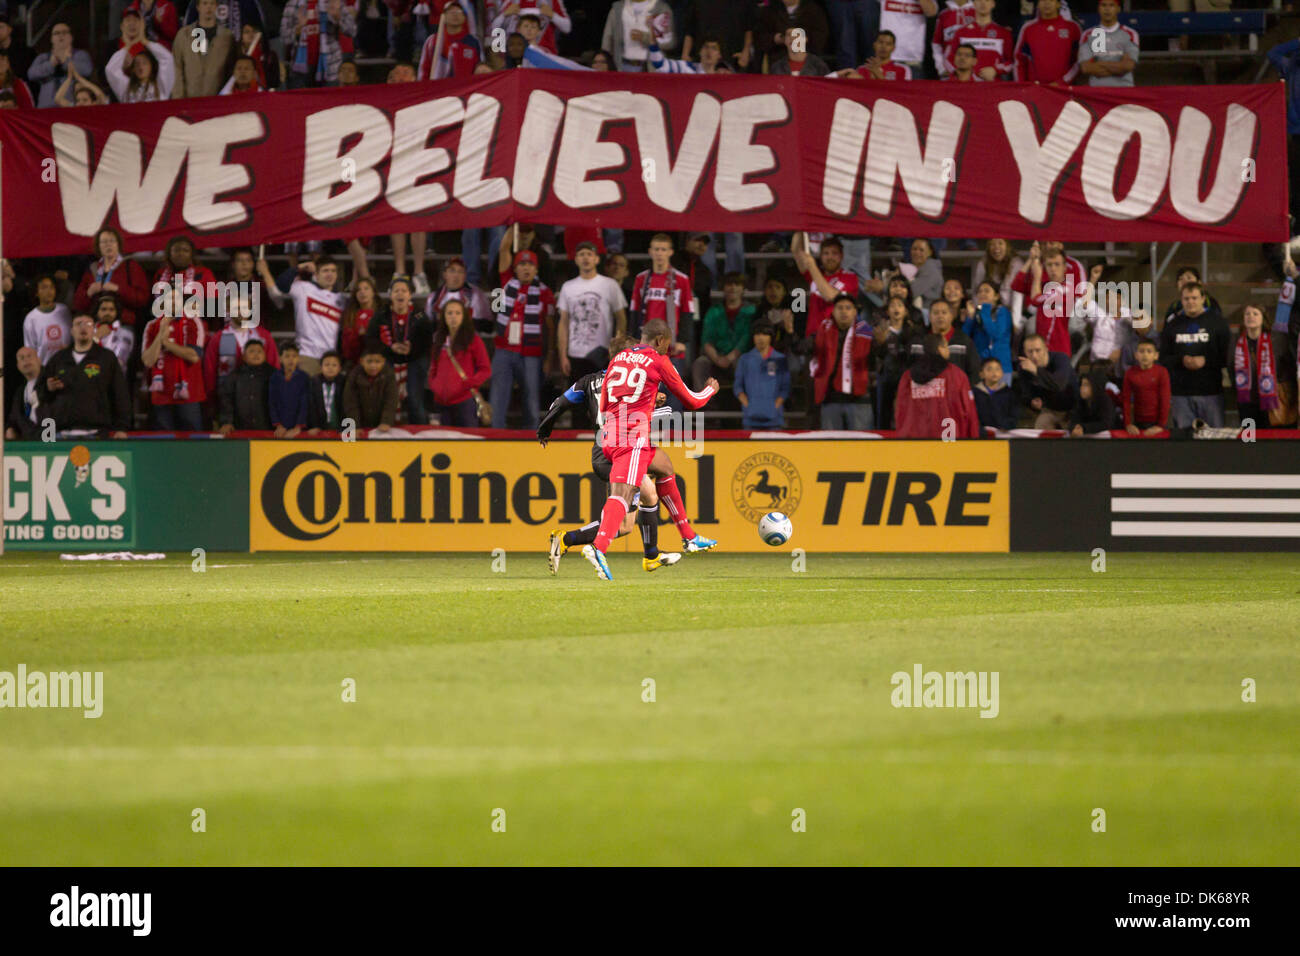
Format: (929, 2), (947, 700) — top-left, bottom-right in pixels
(581, 545), (613, 581)
(683, 534), (717, 553)
(548, 530), (568, 575)
(642, 552), (681, 572)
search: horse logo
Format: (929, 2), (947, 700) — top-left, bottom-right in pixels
(731, 453), (802, 523)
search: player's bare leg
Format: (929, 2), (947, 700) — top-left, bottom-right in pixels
(647, 447), (717, 553)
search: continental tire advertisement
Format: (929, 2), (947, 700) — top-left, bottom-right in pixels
(249, 441), (1010, 553)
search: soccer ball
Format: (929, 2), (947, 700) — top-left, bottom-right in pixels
(758, 512), (793, 547)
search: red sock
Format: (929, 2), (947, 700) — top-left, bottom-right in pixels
(655, 476), (696, 541)
(593, 496), (628, 553)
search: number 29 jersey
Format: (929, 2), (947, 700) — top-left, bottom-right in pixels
(599, 345), (716, 454)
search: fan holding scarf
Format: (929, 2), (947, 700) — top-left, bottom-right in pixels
(283, 0), (357, 87)
(490, 246), (556, 429)
(1233, 304), (1298, 428)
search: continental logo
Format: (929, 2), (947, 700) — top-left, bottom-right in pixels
(258, 450), (616, 542)
(730, 452), (802, 523)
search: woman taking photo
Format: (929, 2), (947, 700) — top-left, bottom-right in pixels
(427, 300), (490, 428)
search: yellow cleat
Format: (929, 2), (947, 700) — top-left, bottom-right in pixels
(548, 530), (568, 575)
(642, 552), (682, 572)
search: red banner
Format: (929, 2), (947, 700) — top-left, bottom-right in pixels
(0, 71), (1287, 257)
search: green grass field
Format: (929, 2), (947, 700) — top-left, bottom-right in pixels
(0, 550), (1296, 866)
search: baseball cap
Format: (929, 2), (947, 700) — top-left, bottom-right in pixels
(513, 249), (539, 268)
(444, 256), (466, 270)
(574, 241), (599, 255)
(121, 7), (141, 19)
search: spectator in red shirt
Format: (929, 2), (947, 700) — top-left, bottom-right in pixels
(73, 227), (152, 330)
(629, 233), (695, 354)
(944, 42), (978, 82)
(836, 30), (913, 80)
(141, 289), (207, 430)
(932, 0), (974, 79)
(793, 234), (860, 341)
(1023, 247), (1079, 358)
(417, 1), (481, 79)
(1014, 0), (1080, 85)
(427, 299), (490, 427)
(812, 294), (873, 429)
(947, 0), (1013, 80)
(1121, 339), (1171, 435)
(895, 333), (982, 438)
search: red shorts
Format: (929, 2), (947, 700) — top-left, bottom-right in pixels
(604, 437), (652, 486)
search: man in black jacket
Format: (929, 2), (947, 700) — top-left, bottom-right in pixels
(36, 314), (130, 436)
(909, 300), (980, 384)
(1016, 333), (1078, 429)
(1159, 282), (1231, 428)
(307, 350), (345, 432)
(218, 337), (273, 433)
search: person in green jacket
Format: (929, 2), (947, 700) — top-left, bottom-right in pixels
(691, 272), (756, 390)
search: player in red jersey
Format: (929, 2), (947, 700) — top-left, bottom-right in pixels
(582, 319), (719, 581)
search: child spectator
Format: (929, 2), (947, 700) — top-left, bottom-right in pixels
(963, 281), (1013, 385)
(308, 350), (346, 433)
(973, 357), (1016, 430)
(218, 336), (273, 433)
(23, 275), (72, 365)
(693, 272), (754, 390)
(427, 299), (490, 427)
(1069, 370), (1116, 436)
(1120, 339), (1171, 435)
(734, 321), (790, 431)
(344, 346), (398, 432)
(895, 333), (982, 439)
(270, 341), (311, 437)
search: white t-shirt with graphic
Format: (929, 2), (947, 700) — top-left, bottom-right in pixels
(557, 274), (627, 359)
(24, 304), (72, 364)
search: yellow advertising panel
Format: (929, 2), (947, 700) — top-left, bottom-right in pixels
(249, 440), (1009, 552)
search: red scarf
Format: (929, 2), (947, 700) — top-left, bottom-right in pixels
(303, 0), (354, 76)
(1234, 332), (1279, 411)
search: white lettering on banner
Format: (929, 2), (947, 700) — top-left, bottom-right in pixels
(30, 79), (1277, 250)
(715, 94), (788, 212)
(302, 105), (393, 221)
(1000, 100), (1253, 225)
(54, 114), (264, 237)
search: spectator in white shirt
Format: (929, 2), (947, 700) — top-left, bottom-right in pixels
(24, 275), (73, 365)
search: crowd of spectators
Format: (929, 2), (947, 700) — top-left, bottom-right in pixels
(2, 1), (1296, 440)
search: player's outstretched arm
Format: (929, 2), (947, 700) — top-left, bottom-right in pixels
(657, 353), (717, 410)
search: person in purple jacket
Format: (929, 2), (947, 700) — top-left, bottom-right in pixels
(269, 340), (311, 437)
